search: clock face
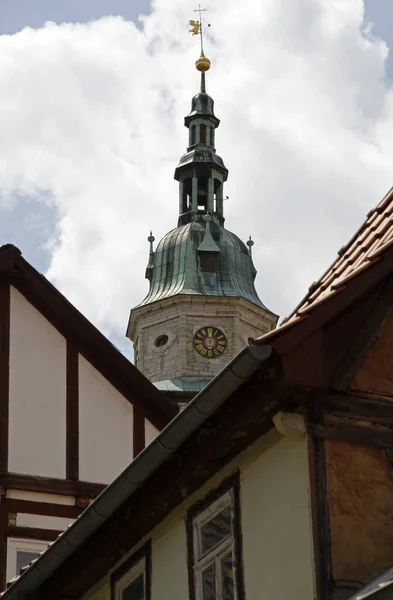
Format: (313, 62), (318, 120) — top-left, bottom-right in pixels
(193, 326), (227, 358)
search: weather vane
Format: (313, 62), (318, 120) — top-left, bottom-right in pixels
(189, 5), (211, 72)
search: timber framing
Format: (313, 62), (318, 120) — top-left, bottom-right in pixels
(0, 243), (176, 592)
(66, 340), (79, 481)
(1, 499), (81, 520)
(38, 357), (290, 599)
(0, 497), (81, 588)
(0, 486), (7, 590)
(133, 406), (145, 457)
(0, 474), (105, 498)
(307, 420), (393, 448)
(7, 206), (393, 600)
(0, 244), (176, 431)
(307, 403), (332, 600)
(5, 527), (62, 543)
(0, 281), (10, 474)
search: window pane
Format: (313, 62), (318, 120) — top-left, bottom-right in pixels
(122, 573), (144, 600)
(201, 505), (232, 555)
(221, 551), (235, 600)
(16, 551), (41, 574)
(201, 563), (215, 600)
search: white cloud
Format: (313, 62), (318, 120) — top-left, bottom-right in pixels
(0, 0), (393, 356)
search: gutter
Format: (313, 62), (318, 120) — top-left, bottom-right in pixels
(2, 343), (272, 600)
(347, 567), (393, 600)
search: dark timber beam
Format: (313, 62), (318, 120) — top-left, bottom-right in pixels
(330, 275), (393, 391)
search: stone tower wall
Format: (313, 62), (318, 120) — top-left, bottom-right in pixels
(128, 295), (277, 384)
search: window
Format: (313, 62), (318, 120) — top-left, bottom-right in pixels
(187, 474), (244, 600)
(154, 334), (168, 348)
(16, 550), (41, 574)
(6, 538), (50, 582)
(111, 542), (151, 600)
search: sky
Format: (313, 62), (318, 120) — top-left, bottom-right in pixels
(1, 0), (393, 358)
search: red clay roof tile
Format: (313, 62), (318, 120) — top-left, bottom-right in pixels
(254, 185), (393, 341)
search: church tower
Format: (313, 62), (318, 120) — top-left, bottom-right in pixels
(127, 42), (278, 402)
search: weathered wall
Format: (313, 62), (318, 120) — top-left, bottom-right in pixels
(326, 438), (393, 583)
(9, 287), (66, 478)
(129, 294), (276, 383)
(78, 355), (134, 484)
(352, 311), (393, 396)
(241, 433), (314, 600)
(83, 430), (315, 600)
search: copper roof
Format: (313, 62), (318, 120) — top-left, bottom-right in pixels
(135, 219), (273, 311)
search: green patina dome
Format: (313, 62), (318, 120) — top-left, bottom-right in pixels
(139, 215), (267, 309)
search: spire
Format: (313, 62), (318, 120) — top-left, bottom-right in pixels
(174, 10), (228, 227)
(145, 231), (155, 281)
(200, 71), (206, 93)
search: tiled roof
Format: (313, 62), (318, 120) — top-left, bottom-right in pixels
(283, 186), (393, 325)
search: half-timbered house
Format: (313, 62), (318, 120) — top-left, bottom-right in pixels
(0, 243), (175, 588)
(4, 184), (393, 600)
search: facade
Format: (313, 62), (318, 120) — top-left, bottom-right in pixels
(6, 184), (393, 600)
(0, 244), (175, 589)
(127, 61), (277, 403)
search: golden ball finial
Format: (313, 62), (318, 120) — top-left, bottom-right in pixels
(195, 50), (211, 72)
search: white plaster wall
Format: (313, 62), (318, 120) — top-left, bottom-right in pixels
(6, 490), (75, 505)
(151, 520), (188, 600)
(9, 287), (66, 478)
(84, 432), (314, 600)
(79, 355), (134, 484)
(240, 434), (315, 600)
(145, 419), (159, 446)
(15, 513), (74, 530)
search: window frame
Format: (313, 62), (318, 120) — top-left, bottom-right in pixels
(186, 472), (245, 600)
(110, 541), (151, 600)
(6, 537), (50, 582)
